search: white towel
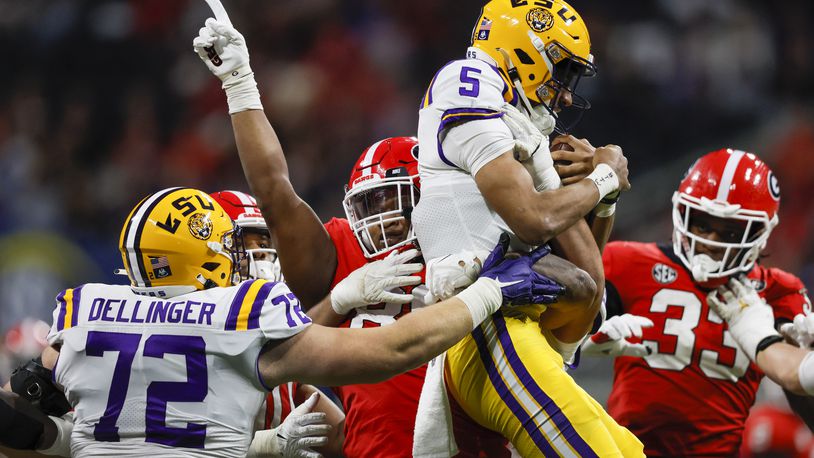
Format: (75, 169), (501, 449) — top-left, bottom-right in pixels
(413, 352), (458, 458)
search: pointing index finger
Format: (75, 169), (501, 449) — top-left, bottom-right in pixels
(204, 0), (232, 26)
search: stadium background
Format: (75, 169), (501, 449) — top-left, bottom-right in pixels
(0, 0), (812, 426)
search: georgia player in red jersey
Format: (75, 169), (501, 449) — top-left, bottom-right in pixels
(313, 137), (432, 457)
(582, 149), (813, 456)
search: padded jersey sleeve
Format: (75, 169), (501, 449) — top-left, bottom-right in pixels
(761, 268), (811, 324)
(47, 285), (87, 346)
(225, 280), (311, 339)
(430, 59), (515, 175)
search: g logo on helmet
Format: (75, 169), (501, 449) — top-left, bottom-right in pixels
(768, 171), (780, 201)
(526, 8), (554, 33)
(188, 213), (213, 240)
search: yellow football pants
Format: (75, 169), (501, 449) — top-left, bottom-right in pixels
(445, 311), (644, 457)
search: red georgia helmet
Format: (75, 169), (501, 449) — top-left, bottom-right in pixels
(672, 149), (780, 282)
(210, 190), (281, 282)
(342, 137), (420, 258)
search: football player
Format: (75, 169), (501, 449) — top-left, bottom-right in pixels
(583, 149), (812, 456)
(190, 2), (567, 457)
(0, 186), (557, 457)
(211, 189), (346, 457)
(212, 190), (282, 282)
(410, 0), (643, 455)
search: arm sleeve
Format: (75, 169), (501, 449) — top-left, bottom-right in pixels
(441, 117), (515, 176)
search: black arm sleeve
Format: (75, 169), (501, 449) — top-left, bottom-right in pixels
(605, 280), (624, 318)
(0, 391), (45, 450)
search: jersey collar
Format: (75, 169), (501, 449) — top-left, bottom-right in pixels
(466, 47), (498, 67)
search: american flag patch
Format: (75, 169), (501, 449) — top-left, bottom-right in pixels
(477, 18), (492, 40)
(150, 256), (172, 278)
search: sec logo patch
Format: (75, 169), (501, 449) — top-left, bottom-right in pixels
(652, 263), (678, 284)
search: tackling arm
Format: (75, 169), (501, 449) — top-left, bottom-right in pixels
(755, 343), (812, 396)
(259, 296), (475, 387)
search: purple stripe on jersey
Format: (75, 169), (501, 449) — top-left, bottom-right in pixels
(225, 280), (255, 331)
(435, 108), (503, 169)
(472, 322), (558, 456)
(256, 352), (275, 392)
(55, 290), (68, 332)
(492, 313), (598, 458)
(70, 285), (84, 328)
(247, 281), (278, 330)
(439, 108), (504, 131)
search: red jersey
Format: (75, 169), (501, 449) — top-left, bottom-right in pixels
(263, 382), (299, 428)
(603, 241), (809, 457)
(324, 217), (428, 458)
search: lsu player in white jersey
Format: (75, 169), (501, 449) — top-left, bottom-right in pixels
(0, 186), (558, 457)
(412, 0), (643, 456)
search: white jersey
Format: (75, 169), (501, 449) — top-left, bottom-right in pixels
(47, 280), (310, 458)
(413, 48), (534, 261)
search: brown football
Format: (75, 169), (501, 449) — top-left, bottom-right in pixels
(551, 141), (573, 166)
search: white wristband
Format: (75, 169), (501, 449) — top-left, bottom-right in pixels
(246, 427), (282, 458)
(224, 65), (263, 114)
(455, 277), (503, 330)
(37, 414), (73, 456)
(799, 351), (814, 396)
(586, 163), (619, 203)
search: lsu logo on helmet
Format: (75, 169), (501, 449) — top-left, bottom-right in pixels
(119, 187), (239, 295)
(188, 213), (214, 240)
(526, 8), (554, 33)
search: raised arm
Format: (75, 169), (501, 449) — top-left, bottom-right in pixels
(194, 5), (337, 307)
(230, 111), (338, 306)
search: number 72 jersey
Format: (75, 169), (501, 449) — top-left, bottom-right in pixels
(602, 241), (809, 457)
(47, 280), (311, 458)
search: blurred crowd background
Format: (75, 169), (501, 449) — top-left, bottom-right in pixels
(0, 0), (812, 444)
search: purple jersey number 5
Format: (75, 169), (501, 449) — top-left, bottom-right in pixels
(86, 331), (208, 448)
(459, 67), (481, 97)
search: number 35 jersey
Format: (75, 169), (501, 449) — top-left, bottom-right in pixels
(47, 280), (311, 458)
(602, 241), (809, 457)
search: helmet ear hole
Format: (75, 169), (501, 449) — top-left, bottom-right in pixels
(514, 48), (536, 65)
(201, 262), (220, 272)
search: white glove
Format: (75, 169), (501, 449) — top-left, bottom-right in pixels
(581, 314), (654, 357)
(780, 313), (814, 348)
(423, 250), (489, 303)
(193, 0), (262, 113)
(501, 103), (561, 191)
(330, 249), (422, 315)
(247, 392), (330, 458)
(707, 277), (780, 361)
(501, 103), (545, 161)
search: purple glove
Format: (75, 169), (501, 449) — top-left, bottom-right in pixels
(479, 233), (565, 306)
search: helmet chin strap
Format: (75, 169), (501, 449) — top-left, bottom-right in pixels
(690, 254), (721, 283)
(249, 260), (281, 281)
(497, 48), (556, 136)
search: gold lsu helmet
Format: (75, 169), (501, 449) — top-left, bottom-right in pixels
(119, 187), (239, 296)
(471, 0), (597, 131)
